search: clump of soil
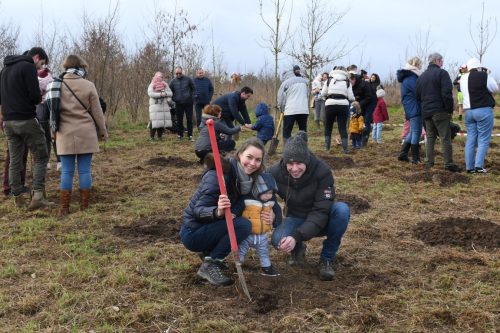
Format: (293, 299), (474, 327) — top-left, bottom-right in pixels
(317, 155), (356, 169)
(254, 292), (278, 314)
(414, 218), (500, 250)
(401, 170), (470, 187)
(336, 193), (371, 214)
(112, 215), (181, 245)
(147, 156), (194, 168)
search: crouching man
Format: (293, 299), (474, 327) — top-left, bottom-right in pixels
(269, 131), (350, 280)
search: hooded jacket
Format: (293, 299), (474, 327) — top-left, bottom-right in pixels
(397, 69), (421, 120)
(415, 63), (453, 119)
(321, 69), (355, 106)
(277, 70), (309, 116)
(0, 55), (41, 120)
(269, 154), (335, 243)
(212, 91), (251, 125)
(251, 103), (274, 142)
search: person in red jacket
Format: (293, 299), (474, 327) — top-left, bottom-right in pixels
(371, 87), (389, 143)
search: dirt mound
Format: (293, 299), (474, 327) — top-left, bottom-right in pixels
(112, 215), (181, 245)
(254, 292), (279, 314)
(414, 218), (500, 250)
(317, 155), (356, 169)
(146, 156), (194, 168)
(336, 193), (371, 214)
(401, 170), (470, 187)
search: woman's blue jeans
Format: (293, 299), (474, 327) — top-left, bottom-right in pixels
(180, 217), (252, 260)
(271, 202), (350, 262)
(60, 153), (93, 191)
(465, 107), (493, 170)
(404, 116), (423, 145)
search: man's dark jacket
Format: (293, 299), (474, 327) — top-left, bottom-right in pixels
(212, 91), (251, 125)
(193, 77), (214, 105)
(352, 77), (376, 114)
(170, 75), (195, 104)
(0, 55), (41, 120)
(415, 63), (453, 119)
(269, 154), (335, 243)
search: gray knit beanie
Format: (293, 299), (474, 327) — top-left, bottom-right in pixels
(283, 131), (310, 165)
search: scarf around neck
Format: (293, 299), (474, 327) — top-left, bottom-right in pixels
(236, 162), (253, 195)
(403, 63), (422, 77)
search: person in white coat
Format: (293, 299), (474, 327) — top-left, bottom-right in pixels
(321, 66), (355, 153)
(147, 72), (173, 140)
(277, 66), (309, 141)
(311, 72), (328, 130)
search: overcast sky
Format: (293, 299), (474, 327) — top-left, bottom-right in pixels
(1, 0), (499, 81)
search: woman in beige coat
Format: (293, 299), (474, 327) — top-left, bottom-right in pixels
(55, 55), (108, 216)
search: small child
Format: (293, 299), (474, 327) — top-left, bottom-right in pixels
(349, 101), (365, 149)
(195, 104), (240, 163)
(372, 87), (389, 143)
(251, 102), (275, 145)
(239, 173), (282, 276)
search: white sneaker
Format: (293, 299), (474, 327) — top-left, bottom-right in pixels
(56, 162), (62, 171)
(46, 162), (51, 169)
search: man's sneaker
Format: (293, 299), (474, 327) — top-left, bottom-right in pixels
(197, 253), (229, 270)
(288, 243), (307, 266)
(319, 260), (335, 281)
(261, 265), (280, 277)
(56, 162), (62, 172)
(189, 136), (194, 142)
(197, 258), (233, 286)
(474, 167), (487, 174)
(177, 135), (183, 140)
(445, 164), (462, 173)
(466, 169), (476, 174)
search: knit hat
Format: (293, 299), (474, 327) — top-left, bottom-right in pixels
(283, 131), (310, 165)
(466, 58), (482, 70)
(251, 173), (277, 199)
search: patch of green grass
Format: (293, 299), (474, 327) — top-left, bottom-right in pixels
(64, 233), (101, 257)
(19, 321), (40, 333)
(0, 263), (17, 278)
(60, 259), (101, 282)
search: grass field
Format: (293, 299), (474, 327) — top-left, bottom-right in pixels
(0, 105), (499, 332)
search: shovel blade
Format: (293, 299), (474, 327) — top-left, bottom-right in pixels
(235, 261), (251, 301)
(268, 138), (279, 156)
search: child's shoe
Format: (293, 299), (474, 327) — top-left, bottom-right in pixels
(261, 265), (280, 277)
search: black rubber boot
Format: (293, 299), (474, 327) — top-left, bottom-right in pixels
(325, 136), (331, 151)
(398, 142), (411, 162)
(410, 144), (420, 164)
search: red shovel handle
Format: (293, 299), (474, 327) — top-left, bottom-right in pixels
(206, 119), (239, 253)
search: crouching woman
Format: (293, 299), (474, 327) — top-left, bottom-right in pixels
(180, 138), (271, 286)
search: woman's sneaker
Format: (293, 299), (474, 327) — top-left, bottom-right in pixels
(261, 265), (280, 277)
(197, 258), (233, 286)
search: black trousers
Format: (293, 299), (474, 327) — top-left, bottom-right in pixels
(324, 104), (349, 139)
(283, 114), (308, 140)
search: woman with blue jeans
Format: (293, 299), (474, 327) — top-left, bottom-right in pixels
(50, 55), (108, 216)
(397, 57), (423, 164)
(269, 131), (350, 281)
(460, 58), (499, 173)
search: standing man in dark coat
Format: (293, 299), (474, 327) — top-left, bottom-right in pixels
(170, 66), (196, 141)
(416, 52), (461, 172)
(212, 86), (253, 130)
(349, 72), (376, 147)
(193, 68), (214, 130)
(0, 47), (54, 209)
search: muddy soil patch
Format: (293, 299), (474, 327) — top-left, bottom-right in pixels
(414, 218), (500, 250)
(400, 170), (470, 187)
(112, 215), (181, 245)
(317, 155), (356, 169)
(336, 193), (371, 214)
(146, 156), (194, 168)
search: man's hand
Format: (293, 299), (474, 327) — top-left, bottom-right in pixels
(244, 123), (252, 129)
(278, 236), (296, 253)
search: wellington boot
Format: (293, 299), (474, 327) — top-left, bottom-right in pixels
(325, 136), (331, 151)
(28, 190), (56, 210)
(410, 144), (421, 164)
(398, 142), (411, 162)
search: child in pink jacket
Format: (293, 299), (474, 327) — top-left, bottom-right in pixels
(372, 87), (389, 143)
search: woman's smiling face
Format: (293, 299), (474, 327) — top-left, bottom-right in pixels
(238, 146), (263, 175)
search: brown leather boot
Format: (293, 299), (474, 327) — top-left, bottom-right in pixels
(79, 189), (91, 211)
(58, 190), (72, 217)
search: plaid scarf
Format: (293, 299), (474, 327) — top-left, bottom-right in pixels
(46, 68), (86, 132)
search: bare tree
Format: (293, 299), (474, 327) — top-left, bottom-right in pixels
(289, 0), (349, 92)
(258, 0), (293, 108)
(468, 0), (497, 62)
(31, 15), (70, 74)
(404, 28), (433, 67)
(0, 0), (19, 67)
(209, 26), (227, 97)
